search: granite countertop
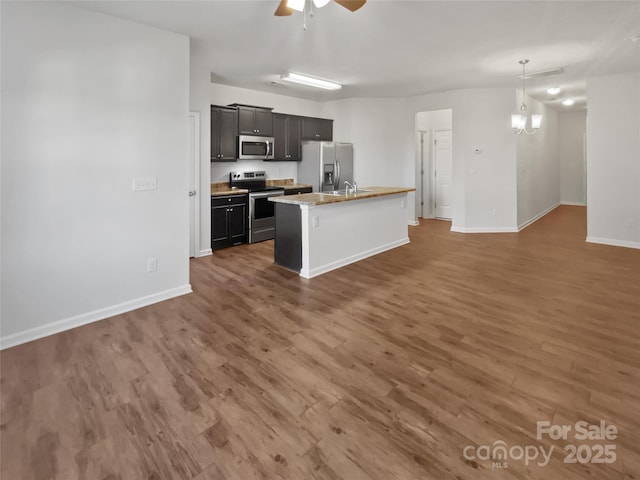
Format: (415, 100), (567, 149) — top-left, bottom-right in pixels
(270, 187), (416, 206)
(267, 179), (312, 190)
(280, 183), (313, 191)
(211, 178), (311, 196)
(210, 182), (248, 196)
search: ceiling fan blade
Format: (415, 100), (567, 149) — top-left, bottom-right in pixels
(334, 0), (366, 12)
(274, 0), (294, 16)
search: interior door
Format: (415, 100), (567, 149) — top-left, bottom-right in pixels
(188, 112), (200, 257)
(434, 130), (452, 219)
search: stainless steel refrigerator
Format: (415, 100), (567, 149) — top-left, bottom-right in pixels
(299, 141), (354, 193)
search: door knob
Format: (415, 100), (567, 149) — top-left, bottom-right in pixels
(188, 191), (196, 197)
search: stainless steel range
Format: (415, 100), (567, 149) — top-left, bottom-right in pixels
(229, 171), (284, 243)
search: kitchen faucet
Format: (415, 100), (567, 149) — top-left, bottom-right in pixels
(344, 180), (357, 194)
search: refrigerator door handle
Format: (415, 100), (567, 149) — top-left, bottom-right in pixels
(335, 159), (340, 189)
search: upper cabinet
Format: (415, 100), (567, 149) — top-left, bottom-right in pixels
(211, 106), (238, 162)
(233, 105), (273, 137)
(272, 114), (301, 161)
(211, 103), (334, 163)
(301, 117), (333, 141)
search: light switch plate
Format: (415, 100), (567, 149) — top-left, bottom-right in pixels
(147, 257), (158, 272)
(133, 176), (157, 191)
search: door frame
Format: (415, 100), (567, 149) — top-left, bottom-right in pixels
(419, 130), (432, 219)
(189, 111), (201, 258)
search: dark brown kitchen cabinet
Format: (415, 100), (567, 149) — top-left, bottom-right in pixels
(272, 114), (301, 161)
(301, 116), (333, 141)
(211, 194), (248, 250)
(211, 106), (238, 162)
(235, 105), (273, 136)
(285, 186), (312, 195)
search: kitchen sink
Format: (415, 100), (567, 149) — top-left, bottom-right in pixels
(322, 189), (372, 196)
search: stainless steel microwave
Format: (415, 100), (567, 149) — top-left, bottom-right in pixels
(238, 135), (274, 160)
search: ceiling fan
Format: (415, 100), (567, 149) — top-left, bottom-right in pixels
(274, 0), (367, 16)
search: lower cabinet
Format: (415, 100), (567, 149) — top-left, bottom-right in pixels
(211, 194), (248, 250)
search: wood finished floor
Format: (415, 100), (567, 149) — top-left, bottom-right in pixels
(1, 206), (639, 480)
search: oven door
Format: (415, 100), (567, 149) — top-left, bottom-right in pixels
(249, 190), (284, 243)
(238, 135), (274, 160)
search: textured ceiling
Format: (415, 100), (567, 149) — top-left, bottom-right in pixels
(70, 0), (640, 110)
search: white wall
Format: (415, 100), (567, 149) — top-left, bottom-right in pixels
(1, 2), (191, 348)
(559, 111), (587, 205)
(516, 95), (561, 229)
(324, 89), (519, 232)
(326, 97), (411, 187)
(586, 73), (640, 249)
(323, 97), (415, 222)
(407, 89), (518, 232)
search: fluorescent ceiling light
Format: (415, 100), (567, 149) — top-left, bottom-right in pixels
(519, 67), (564, 79)
(313, 0), (331, 7)
(562, 99), (575, 106)
(280, 72), (342, 90)
(287, 0), (305, 12)
(546, 87), (561, 95)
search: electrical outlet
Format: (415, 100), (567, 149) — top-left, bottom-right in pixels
(133, 176), (157, 191)
(147, 257), (158, 273)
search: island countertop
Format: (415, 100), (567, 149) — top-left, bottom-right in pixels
(269, 186), (415, 206)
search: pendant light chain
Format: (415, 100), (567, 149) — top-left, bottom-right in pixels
(521, 59), (528, 112)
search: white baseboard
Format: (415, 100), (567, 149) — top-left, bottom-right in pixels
(301, 238), (410, 279)
(197, 248), (212, 257)
(586, 236), (640, 250)
(408, 220), (420, 226)
(561, 201), (586, 206)
(0, 285), (192, 350)
(518, 202), (560, 231)
(450, 226), (518, 233)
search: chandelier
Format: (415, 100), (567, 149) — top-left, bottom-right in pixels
(512, 60), (542, 135)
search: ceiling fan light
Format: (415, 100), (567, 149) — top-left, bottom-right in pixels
(313, 0), (331, 7)
(280, 72), (342, 90)
(287, 0), (305, 12)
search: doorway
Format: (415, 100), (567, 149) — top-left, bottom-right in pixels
(415, 109), (452, 221)
(188, 111), (200, 258)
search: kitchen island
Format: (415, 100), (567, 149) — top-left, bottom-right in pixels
(270, 187), (415, 278)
